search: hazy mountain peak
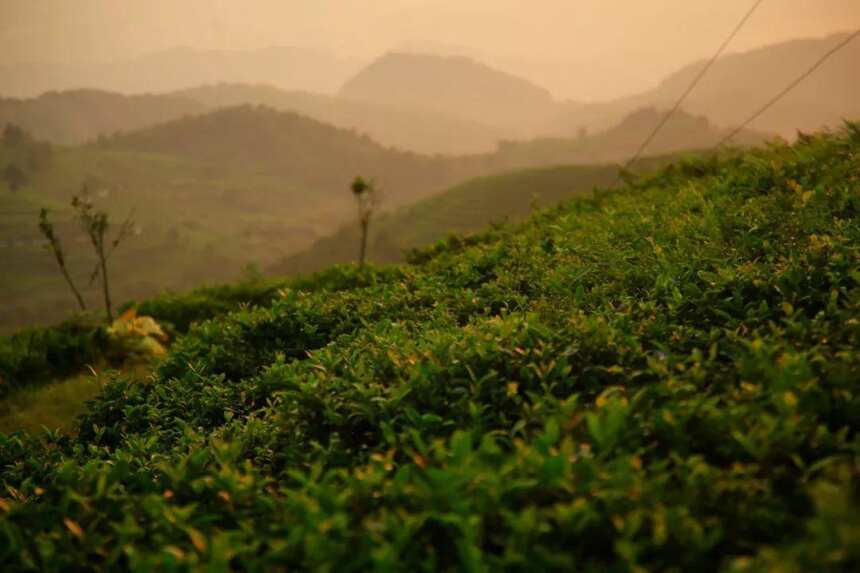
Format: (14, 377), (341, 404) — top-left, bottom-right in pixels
(339, 51), (556, 130)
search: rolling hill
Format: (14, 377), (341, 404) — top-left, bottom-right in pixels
(174, 83), (510, 154)
(0, 84), (507, 154)
(548, 32), (860, 138)
(339, 52), (557, 132)
(651, 31), (860, 137)
(99, 105), (762, 205)
(97, 105), (480, 206)
(0, 90), (205, 144)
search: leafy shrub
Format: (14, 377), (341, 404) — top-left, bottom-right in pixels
(0, 316), (108, 395)
(132, 264), (403, 335)
(1, 125), (859, 571)
(0, 264), (403, 396)
(130, 280), (289, 336)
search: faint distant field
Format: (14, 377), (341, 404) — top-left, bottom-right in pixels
(0, 146), (345, 332)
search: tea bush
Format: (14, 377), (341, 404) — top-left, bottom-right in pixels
(0, 265), (400, 392)
(1, 125), (859, 571)
(134, 264), (402, 335)
(0, 317), (108, 395)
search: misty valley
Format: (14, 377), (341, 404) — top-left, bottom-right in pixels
(8, 34), (850, 331)
(0, 4), (859, 571)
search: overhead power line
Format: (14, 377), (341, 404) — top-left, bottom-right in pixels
(717, 28), (860, 147)
(621, 0), (765, 171)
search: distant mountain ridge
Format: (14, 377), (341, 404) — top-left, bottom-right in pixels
(549, 32), (860, 138)
(339, 52), (557, 132)
(0, 90), (205, 144)
(174, 84), (509, 154)
(653, 31), (860, 136)
(0, 33), (852, 153)
(0, 46), (361, 98)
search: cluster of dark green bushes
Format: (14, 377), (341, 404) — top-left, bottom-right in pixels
(0, 265), (399, 393)
(0, 318), (107, 396)
(2, 123), (52, 193)
(1, 125), (859, 571)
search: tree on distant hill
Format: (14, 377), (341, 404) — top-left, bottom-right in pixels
(73, 185), (135, 321)
(351, 176), (380, 267)
(3, 163), (28, 193)
(38, 209), (87, 312)
(2, 123), (28, 146)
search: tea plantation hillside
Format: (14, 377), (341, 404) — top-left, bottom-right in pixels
(2, 125), (860, 571)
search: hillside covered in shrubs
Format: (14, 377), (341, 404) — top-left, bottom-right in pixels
(1, 125), (859, 571)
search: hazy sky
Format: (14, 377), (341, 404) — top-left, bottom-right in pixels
(1, 0), (857, 99)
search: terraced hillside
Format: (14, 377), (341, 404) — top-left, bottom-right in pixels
(0, 106), (477, 332)
(1, 124), (858, 570)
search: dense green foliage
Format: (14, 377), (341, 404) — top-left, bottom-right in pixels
(133, 264), (403, 335)
(0, 265), (401, 393)
(1, 126), (859, 571)
(0, 317), (108, 396)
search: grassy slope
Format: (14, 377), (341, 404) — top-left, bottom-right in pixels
(275, 163), (621, 274)
(1, 126), (858, 570)
(0, 371), (111, 435)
